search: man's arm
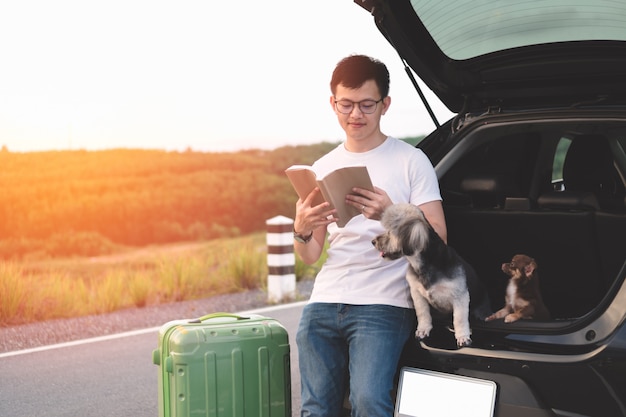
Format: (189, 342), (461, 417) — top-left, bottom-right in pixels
(293, 187), (337, 264)
(294, 227), (326, 265)
(418, 200), (448, 244)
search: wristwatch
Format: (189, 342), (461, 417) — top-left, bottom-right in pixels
(293, 228), (313, 244)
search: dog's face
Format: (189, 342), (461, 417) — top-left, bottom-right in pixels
(502, 254), (537, 280)
(372, 203), (429, 260)
(372, 231), (404, 259)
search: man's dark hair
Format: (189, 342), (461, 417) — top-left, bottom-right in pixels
(330, 54), (390, 98)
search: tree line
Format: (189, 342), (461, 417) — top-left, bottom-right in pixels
(0, 138), (422, 260)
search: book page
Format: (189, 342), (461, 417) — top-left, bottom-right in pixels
(318, 166), (374, 227)
(285, 165), (374, 228)
(284, 166), (326, 207)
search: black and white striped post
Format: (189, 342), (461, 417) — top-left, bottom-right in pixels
(266, 215), (296, 303)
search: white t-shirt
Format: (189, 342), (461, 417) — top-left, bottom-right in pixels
(309, 137), (442, 309)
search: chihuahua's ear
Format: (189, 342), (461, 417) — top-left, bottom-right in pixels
(524, 259), (537, 277)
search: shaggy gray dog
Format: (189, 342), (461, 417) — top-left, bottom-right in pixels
(372, 203), (490, 347)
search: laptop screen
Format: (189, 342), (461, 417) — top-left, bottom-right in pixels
(395, 367), (497, 417)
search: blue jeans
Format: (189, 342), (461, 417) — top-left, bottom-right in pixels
(296, 303), (416, 417)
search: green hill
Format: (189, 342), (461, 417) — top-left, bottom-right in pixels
(0, 143), (338, 260)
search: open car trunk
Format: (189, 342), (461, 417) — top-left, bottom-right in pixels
(353, 1), (626, 414)
(418, 111), (626, 352)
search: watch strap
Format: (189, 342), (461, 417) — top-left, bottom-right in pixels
(293, 228), (313, 243)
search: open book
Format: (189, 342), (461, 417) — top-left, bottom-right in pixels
(284, 165), (374, 227)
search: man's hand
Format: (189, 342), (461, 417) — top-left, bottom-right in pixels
(345, 186), (392, 221)
(294, 187), (337, 235)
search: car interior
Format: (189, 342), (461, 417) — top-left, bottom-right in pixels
(436, 123), (626, 329)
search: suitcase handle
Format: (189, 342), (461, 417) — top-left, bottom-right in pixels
(189, 312), (249, 323)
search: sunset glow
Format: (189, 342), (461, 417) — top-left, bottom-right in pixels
(0, 0), (452, 153)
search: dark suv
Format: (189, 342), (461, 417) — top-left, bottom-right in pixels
(354, 1), (626, 416)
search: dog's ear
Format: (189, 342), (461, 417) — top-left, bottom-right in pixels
(399, 223), (416, 256)
(524, 259), (537, 277)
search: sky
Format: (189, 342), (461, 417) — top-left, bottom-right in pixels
(0, 0), (454, 153)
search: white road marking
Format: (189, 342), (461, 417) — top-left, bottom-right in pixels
(0, 300), (307, 359)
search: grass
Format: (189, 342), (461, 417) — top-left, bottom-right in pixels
(0, 233), (325, 327)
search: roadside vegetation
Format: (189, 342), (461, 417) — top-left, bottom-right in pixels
(0, 233), (328, 326)
(0, 138), (420, 326)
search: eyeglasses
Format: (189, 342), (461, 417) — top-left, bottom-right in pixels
(334, 98), (384, 114)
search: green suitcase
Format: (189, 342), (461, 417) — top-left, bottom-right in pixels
(152, 312), (291, 417)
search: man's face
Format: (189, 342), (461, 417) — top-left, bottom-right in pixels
(331, 80), (390, 144)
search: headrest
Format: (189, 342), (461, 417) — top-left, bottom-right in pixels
(460, 174), (519, 195)
(460, 174), (520, 208)
(537, 191), (600, 211)
(563, 134), (613, 192)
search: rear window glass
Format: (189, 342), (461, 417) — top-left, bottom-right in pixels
(410, 0), (626, 60)
(552, 137), (571, 185)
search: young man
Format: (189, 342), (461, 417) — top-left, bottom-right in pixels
(294, 55), (447, 416)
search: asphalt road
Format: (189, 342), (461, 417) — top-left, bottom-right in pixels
(0, 301), (306, 417)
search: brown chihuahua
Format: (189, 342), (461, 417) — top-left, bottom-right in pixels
(485, 254), (551, 323)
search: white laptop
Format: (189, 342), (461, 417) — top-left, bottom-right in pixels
(395, 367), (497, 417)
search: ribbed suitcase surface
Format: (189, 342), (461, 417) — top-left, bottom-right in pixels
(153, 313), (291, 417)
